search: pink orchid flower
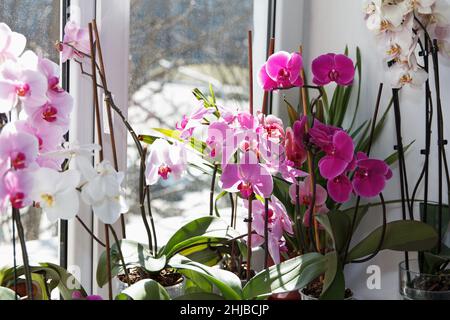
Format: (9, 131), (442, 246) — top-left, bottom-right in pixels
(38, 57), (65, 94)
(327, 174), (353, 203)
(0, 169), (33, 210)
(303, 205), (329, 230)
(0, 60), (48, 112)
(0, 23), (26, 63)
(258, 51), (304, 91)
(12, 120), (64, 153)
(60, 21), (90, 63)
(289, 176), (328, 207)
(72, 291), (103, 301)
(25, 91), (74, 133)
(206, 120), (233, 160)
(246, 196), (293, 264)
(317, 130), (355, 180)
(285, 127), (307, 168)
(312, 53), (355, 86)
(0, 128), (38, 170)
(145, 139), (187, 186)
(257, 114), (285, 144)
(176, 105), (212, 139)
(219, 151), (273, 199)
(352, 153), (392, 198)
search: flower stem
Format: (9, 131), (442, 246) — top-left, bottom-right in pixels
(246, 194), (254, 282)
(109, 225), (131, 286)
(12, 209), (33, 300)
(209, 164), (218, 216)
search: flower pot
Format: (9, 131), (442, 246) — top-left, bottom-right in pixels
(399, 260), (450, 300)
(299, 289), (355, 300)
(164, 276), (186, 299)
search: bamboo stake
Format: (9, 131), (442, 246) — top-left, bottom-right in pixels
(89, 22), (112, 300)
(262, 38), (275, 115)
(92, 20), (127, 239)
(299, 45), (321, 253)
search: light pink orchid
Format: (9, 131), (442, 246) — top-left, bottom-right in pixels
(246, 196), (293, 264)
(25, 91), (74, 133)
(145, 139), (187, 186)
(59, 21), (90, 63)
(219, 151), (273, 199)
(176, 105), (212, 139)
(0, 23), (26, 64)
(289, 176), (328, 207)
(0, 128), (39, 170)
(0, 169), (33, 210)
(0, 59), (48, 112)
(257, 114), (285, 144)
(259, 51), (304, 91)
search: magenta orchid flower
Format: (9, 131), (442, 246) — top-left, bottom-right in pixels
(258, 51), (304, 91)
(0, 169), (33, 210)
(312, 53), (355, 86)
(219, 151), (273, 199)
(72, 291), (103, 301)
(289, 176), (328, 207)
(145, 139), (187, 186)
(352, 153), (393, 198)
(285, 127), (307, 168)
(0, 23), (26, 64)
(317, 130), (355, 180)
(60, 21), (90, 63)
(0, 128), (38, 170)
(0, 60), (48, 112)
(246, 196), (293, 264)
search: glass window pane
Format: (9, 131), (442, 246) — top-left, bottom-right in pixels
(127, 0), (254, 244)
(0, 0), (61, 266)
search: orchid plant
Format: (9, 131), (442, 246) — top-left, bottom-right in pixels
(365, 0), (450, 290)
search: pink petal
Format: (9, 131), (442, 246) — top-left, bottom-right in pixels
(319, 155), (349, 180)
(312, 54), (334, 86)
(334, 54), (355, 86)
(258, 65), (277, 91)
(333, 131), (354, 163)
(327, 175), (353, 203)
(266, 51), (291, 80)
(219, 164), (240, 192)
(353, 174), (386, 198)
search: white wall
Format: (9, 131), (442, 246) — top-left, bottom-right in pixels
(274, 0), (450, 299)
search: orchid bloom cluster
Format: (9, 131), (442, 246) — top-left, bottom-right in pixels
(144, 48), (392, 263)
(291, 116), (393, 204)
(364, 0), (450, 88)
(0, 21), (127, 226)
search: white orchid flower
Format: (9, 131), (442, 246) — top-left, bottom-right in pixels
(31, 168), (80, 222)
(389, 63), (428, 89)
(80, 160), (128, 225)
(366, 0), (411, 34)
(145, 139), (187, 186)
(43, 141), (101, 160)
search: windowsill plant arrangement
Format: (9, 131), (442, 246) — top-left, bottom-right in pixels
(0, 3), (443, 300)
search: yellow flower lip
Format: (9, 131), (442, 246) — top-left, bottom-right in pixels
(41, 194), (55, 207)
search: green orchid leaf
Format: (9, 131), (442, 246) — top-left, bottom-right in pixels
(242, 253), (327, 299)
(97, 240), (166, 288)
(0, 286), (18, 300)
(115, 279), (170, 300)
(169, 255), (243, 300)
(347, 221), (439, 262)
(159, 216), (240, 259)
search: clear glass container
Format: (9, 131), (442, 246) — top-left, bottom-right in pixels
(399, 259), (450, 300)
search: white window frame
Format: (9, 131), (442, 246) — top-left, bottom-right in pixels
(65, 0), (130, 295)
(65, 0), (270, 295)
